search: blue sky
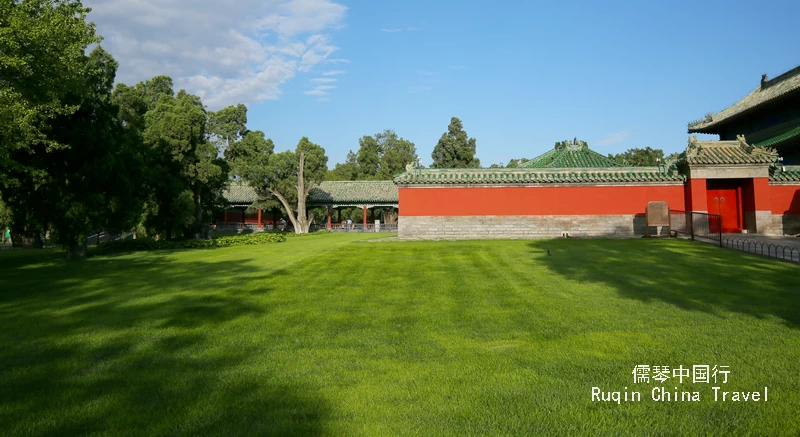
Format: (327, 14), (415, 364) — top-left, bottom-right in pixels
(89, 0), (799, 167)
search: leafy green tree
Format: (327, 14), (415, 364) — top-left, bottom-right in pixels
(3, 46), (144, 256)
(330, 129), (418, 181)
(431, 117), (480, 168)
(143, 89), (229, 239)
(357, 135), (381, 178)
(327, 151), (359, 181)
(610, 146), (665, 166)
(45, 46), (129, 256)
(238, 137), (327, 234)
(113, 77), (232, 240)
(226, 130), (268, 177)
(0, 0), (100, 189)
(376, 130), (418, 179)
(209, 104), (248, 163)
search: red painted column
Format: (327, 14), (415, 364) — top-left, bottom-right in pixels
(223, 210), (228, 226)
(752, 177), (771, 211)
(687, 178), (708, 212)
(327, 207), (332, 229)
(752, 177), (772, 233)
(363, 206), (367, 227)
(257, 208), (262, 226)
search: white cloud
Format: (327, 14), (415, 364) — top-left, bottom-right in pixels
(257, 0), (347, 36)
(322, 70), (346, 76)
(310, 77), (337, 83)
(86, 0), (347, 109)
(381, 28), (403, 33)
(303, 85), (336, 96)
(596, 130), (631, 146)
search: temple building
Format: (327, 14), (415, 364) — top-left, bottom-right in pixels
(688, 65), (800, 164)
(393, 136), (799, 238)
(391, 66), (800, 239)
(222, 65), (800, 239)
(395, 140), (686, 239)
(218, 181), (398, 229)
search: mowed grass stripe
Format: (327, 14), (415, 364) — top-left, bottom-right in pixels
(0, 234), (798, 435)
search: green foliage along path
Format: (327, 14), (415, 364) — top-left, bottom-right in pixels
(1, 235), (799, 435)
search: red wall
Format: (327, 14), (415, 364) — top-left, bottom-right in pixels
(399, 185), (685, 216)
(751, 178), (771, 211)
(685, 178), (707, 212)
(770, 185), (800, 214)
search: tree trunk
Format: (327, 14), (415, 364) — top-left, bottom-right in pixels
(294, 151), (311, 234)
(66, 234), (87, 258)
(268, 151), (317, 235)
(270, 190), (299, 233)
(193, 186), (203, 240)
(383, 208), (398, 224)
(11, 232), (22, 248)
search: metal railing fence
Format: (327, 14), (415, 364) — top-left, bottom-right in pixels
(722, 237), (800, 263)
(319, 223), (398, 233)
(670, 210), (722, 246)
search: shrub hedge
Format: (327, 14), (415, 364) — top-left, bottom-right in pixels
(98, 232), (286, 253)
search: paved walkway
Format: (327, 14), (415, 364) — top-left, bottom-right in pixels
(719, 234), (800, 263)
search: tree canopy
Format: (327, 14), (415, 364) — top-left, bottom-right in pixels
(431, 117), (480, 168)
(1, 0), (344, 254)
(328, 129), (418, 181)
(609, 147), (665, 166)
(236, 136), (328, 234)
(0, 0), (100, 178)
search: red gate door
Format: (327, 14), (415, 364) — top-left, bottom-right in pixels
(707, 188), (741, 233)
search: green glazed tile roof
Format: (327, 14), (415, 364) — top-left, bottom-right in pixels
(224, 181), (398, 206)
(753, 126), (800, 148)
(519, 142), (620, 168)
(308, 181), (398, 205)
(770, 165), (800, 182)
(223, 182), (258, 205)
(684, 137), (779, 165)
(394, 167), (683, 185)
(689, 65), (800, 133)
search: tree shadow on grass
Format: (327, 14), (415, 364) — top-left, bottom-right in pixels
(0, 251), (327, 436)
(528, 238), (800, 328)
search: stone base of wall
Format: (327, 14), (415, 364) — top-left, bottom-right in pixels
(755, 211), (774, 234)
(398, 215), (669, 239)
(770, 214), (800, 235)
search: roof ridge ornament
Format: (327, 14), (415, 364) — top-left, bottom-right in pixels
(736, 134), (753, 153)
(686, 135), (702, 158)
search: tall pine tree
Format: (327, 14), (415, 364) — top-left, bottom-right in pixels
(431, 117), (480, 168)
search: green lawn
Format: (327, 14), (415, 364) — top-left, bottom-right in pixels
(1, 234), (799, 436)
